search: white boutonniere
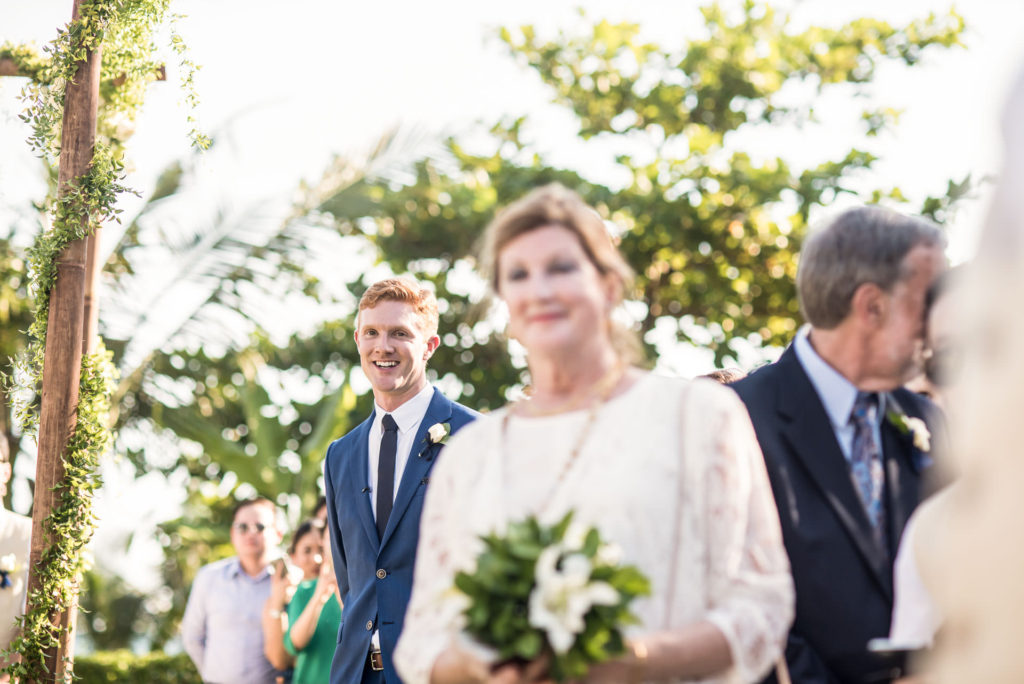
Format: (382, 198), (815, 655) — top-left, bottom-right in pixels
(887, 411), (931, 453)
(427, 422), (450, 445)
(418, 422), (451, 461)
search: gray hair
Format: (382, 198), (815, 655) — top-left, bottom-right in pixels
(797, 206), (944, 329)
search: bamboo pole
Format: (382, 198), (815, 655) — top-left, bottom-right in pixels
(26, 0), (101, 679)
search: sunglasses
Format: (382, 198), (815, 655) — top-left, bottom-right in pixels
(232, 522), (268, 534)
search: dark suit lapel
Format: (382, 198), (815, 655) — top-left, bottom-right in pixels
(881, 392), (922, 559)
(776, 348), (893, 600)
(349, 414), (380, 552)
(379, 388), (452, 550)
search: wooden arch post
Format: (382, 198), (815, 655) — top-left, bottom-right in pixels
(25, 0), (103, 680)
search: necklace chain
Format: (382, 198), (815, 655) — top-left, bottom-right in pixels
(501, 365), (625, 517)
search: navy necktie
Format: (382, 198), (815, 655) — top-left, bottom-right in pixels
(849, 392), (887, 548)
(376, 414), (398, 539)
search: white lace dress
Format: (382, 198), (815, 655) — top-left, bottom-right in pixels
(394, 374), (793, 684)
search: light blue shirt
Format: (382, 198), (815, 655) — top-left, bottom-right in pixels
(180, 556), (278, 684)
(793, 326), (885, 461)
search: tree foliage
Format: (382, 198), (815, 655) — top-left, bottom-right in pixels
(309, 0), (966, 395)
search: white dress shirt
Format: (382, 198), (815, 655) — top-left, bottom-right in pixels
(367, 382), (434, 650)
(793, 325), (885, 459)
(367, 383), (435, 521)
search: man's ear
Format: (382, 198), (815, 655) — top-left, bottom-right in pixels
(851, 282), (888, 327)
(425, 334), (441, 359)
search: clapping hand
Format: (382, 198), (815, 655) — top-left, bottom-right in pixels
(269, 558), (297, 608)
(313, 557), (338, 606)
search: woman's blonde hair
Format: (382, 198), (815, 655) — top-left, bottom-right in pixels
(479, 183), (640, 362)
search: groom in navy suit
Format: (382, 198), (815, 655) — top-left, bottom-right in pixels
(324, 278), (477, 684)
(733, 207), (945, 684)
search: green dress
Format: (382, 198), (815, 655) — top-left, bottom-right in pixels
(284, 579), (343, 684)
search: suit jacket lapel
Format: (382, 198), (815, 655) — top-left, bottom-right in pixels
(776, 347), (893, 600)
(379, 388), (452, 550)
(350, 415), (380, 552)
(881, 393), (921, 560)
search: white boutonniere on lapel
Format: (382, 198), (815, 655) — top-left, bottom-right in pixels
(428, 422), (451, 445)
(886, 410), (931, 453)
(418, 422), (451, 460)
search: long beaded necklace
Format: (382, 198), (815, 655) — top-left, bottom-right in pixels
(498, 364), (625, 518)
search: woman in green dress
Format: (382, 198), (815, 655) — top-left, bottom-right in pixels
(285, 525), (343, 683)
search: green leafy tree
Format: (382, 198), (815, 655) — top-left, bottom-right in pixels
(311, 1), (966, 392)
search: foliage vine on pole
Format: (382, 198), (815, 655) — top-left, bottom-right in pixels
(2, 0), (206, 679)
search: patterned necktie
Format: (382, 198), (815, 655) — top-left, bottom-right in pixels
(376, 414), (398, 539)
(849, 391), (887, 548)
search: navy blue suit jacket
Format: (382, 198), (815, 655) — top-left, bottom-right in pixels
(324, 388), (478, 684)
(732, 346), (943, 684)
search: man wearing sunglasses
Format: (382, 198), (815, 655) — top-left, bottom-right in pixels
(182, 497), (284, 684)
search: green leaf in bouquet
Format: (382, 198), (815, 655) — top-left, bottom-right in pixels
(465, 598), (490, 630)
(582, 528), (601, 557)
(505, 518), (536, 546)
(494, 605), (531, 653)
(605, 629), (625, 655)
(512, 630), (543, 660)
(454, 571), (483, 599)
(507, 537), (543, 561)
(580, 625), (612, 660)
(477, 550), (517, 585)
(551, 510), (575, 541)
(609, 565), (652, 597)
(552, 648), (589, 682)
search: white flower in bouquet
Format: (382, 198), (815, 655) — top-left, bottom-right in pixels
(529, 547), (619, 654)
(562, 522), (589, 551)
(454, 512), (649, 681)
(595, 542), (623, 567)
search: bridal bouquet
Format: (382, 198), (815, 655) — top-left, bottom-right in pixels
(454, 512), (650, 682)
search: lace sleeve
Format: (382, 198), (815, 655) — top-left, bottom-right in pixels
(699, 384), (795, 683)
(394, 420), (489, 684)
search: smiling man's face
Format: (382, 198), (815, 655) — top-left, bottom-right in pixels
(354, 299), (440, 412)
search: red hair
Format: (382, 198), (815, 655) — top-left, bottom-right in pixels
(358, 278), (439, 337)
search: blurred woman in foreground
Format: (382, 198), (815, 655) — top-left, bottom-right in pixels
(394, 184), (793, 684)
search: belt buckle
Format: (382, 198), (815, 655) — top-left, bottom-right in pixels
(369, 648), (384, 672)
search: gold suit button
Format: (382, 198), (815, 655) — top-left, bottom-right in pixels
(365, 620), (373, 630)
(376, 568), (387, 579)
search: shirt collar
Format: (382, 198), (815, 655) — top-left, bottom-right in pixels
(794, 325), (886, 430)
(374, 383), (435, 434)
(226, 556), (272, 581)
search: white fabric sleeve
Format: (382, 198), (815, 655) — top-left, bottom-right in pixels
(394, 421), (488, 684)
(700, 385), (795, 683)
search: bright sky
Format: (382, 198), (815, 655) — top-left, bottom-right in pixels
(2, 0), (1024, 600)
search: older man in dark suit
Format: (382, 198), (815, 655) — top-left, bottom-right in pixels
(732, 207), (945, 684)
